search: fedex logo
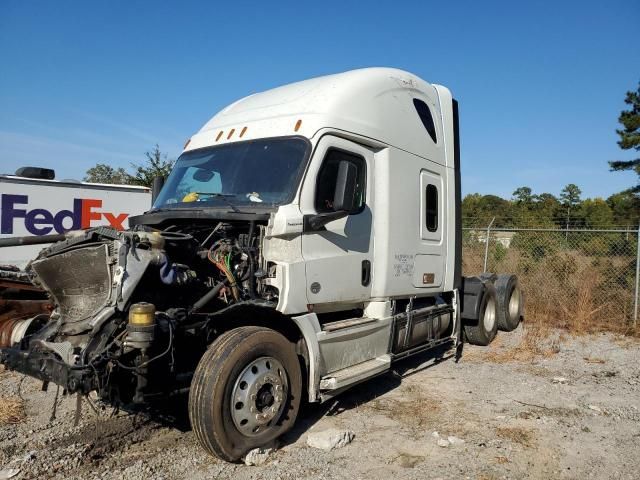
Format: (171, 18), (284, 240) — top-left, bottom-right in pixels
(1, 194), (129, 236)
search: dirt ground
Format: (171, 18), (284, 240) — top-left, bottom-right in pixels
(1, 326), (639, 480)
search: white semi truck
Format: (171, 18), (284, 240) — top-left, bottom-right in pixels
(0, 68), (522, 462)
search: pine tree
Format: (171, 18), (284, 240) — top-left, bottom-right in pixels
(610, 81), (640, 194)
(512, 186), (533, 205)
(560, 184), (582, 229)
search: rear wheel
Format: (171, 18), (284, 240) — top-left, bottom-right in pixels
(495, 274), (522, 331)
(464, 284), (498, 346)
(189, 326), (302, 461)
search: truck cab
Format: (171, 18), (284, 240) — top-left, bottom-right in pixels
(0, 68), (522, 462)
(148, 68), (460, 311)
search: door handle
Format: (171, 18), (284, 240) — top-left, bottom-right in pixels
(361, 260), (371, 286)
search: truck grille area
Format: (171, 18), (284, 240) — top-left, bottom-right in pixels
(31, 244), (112, 327)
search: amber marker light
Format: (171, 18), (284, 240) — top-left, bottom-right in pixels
(216, 131), (224, 141)
(227, 128), (235, 139)
(239, 126), (247, 138)
(294, 119), (302, 132)
(183, 138), (191, 149)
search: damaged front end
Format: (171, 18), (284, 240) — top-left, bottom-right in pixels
(0, 219), (274, 406)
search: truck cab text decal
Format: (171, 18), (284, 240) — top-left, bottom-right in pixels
(1, 194), (129, 235)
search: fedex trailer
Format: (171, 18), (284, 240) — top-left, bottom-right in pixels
(0, 171), (152, 267)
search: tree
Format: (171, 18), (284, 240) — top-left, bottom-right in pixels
(533, 193), (559, 209)
(560, 184), (582, 228)
(560, 184), (581, 208)
(609, 81), (640, 194)
(532, 193), (560, 227)
(129, 144), (175, 187)
(85, 145), (175, 188)
(580, 198), (613, 228)
(512, 186), (533, 205)
(461, 194), (513, 227)
(607, 191), (640, 225)
(84, 164), (132, 185)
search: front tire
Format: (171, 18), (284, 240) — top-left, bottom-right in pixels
(189, 326), (302, 461)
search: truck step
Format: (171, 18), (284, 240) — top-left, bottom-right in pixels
(319, 355), (391, 391)
(321, 316), (377, 332)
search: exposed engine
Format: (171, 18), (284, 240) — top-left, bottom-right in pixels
(0, 220), (275, 406)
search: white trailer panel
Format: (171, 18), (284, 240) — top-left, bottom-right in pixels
(0, 176), (151, 267)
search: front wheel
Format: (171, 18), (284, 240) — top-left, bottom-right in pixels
(189, 326), (302, 461)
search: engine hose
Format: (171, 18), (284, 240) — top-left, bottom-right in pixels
(190, 280), (228, 314)
(247, 221), (256, 298)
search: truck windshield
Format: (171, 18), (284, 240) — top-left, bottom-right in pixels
(153, 137), (309, 210)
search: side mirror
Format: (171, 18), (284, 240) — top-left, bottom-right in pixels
(151, 175), (165, 203)
(333, 160), (358, 212)
(304, 160), (359, 232)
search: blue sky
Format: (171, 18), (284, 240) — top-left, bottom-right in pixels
(1, 0), (638, 199)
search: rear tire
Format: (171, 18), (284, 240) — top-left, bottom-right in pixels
(495, 274), (522, 332)
(188, 326), (302, 462)
(464, 284), (498, 346)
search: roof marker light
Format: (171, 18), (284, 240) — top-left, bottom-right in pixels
(216, 131), (224, 141)
(183, 139), (191, 149)
(239, 126), (247, 138)
(227, 128), (235, 139)
(294, 119), (302, 132)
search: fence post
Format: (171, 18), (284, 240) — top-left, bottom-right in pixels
(634, 223), (640, 328)
(483, 217), (495, 273)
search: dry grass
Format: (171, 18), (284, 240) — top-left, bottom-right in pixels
(464, 242), (638, 338)
(365, 386), (480, 440)
(0, 396), (26, 425)
(469, 322), (562, 364)
(367, 391), (441, 431)
(496, 426), (534, 447)
(611, 335), (640, 348)
(393, 452), (425, 468)
(583, 356), (606, 364)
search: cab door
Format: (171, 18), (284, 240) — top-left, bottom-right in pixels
(299, 136), (374, 307)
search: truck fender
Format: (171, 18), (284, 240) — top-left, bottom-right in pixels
(460, 275), (495, 322)
(292, 313), (323, 403)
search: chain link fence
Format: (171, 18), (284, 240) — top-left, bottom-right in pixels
(462, 221), (640, 332)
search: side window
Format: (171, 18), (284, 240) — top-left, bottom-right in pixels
(315, 149), (366, 213)
(425, 184), (438, 232)
(413, 98), (438, 143)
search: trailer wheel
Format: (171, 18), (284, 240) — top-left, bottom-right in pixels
(463, 284), (498, 346)
(188, 326), (302, 462)
(495, 274), (522, 332)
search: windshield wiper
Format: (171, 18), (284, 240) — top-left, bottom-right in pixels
(195, 192), (242, 213)
(149, 207), (204, 213)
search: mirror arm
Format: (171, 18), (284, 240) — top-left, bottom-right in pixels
(303, 210), (349, 231)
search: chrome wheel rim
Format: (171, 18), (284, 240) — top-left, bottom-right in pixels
(483, 297), (496, 332)
(509, 287), (521, 320)
(231, 356), (288, 437)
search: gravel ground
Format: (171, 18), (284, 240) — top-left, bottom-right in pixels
(1, 326), (639, 480)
